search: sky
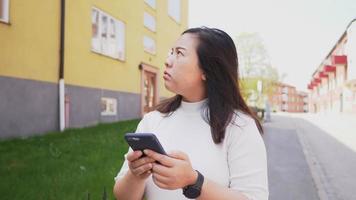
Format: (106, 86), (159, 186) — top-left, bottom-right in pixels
(188, 0), (356, 91)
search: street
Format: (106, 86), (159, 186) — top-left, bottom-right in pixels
(263, 113), (356, 200)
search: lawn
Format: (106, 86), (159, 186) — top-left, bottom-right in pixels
(0, 119), (140, 200)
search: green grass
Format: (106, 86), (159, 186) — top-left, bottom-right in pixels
(0, 119), (140, 200)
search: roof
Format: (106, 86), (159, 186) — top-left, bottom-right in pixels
(311, 18), (356, 77)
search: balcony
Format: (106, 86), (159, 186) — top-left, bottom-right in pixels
(314, 78), (321, 84)
(331, 55), (347, 65)
(319, 71), (328, 78)
(323, 65), (336, 73)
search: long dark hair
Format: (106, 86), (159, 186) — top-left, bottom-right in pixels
(156, 27), (263, 144)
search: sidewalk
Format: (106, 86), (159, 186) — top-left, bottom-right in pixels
(269, 112), (356, 200)
(293, 112), (356, 153)
(263, 115), (319, 200)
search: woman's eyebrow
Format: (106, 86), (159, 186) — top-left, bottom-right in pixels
(175, 46), (187, 51)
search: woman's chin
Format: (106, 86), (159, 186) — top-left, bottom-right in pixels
(164, 82), (176, 93)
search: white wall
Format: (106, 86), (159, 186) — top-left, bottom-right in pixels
(346, 21), (356, 81)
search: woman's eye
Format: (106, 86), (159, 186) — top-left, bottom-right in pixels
(177, 51), (183, 56)
(168, 50), (173, 56)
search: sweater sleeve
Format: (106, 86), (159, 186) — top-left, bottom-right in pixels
(114, 115), (149, 182)
(226, 114), (269, 200)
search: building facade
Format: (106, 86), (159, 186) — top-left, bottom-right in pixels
(269, 82), (308, 113)
(308, 19), (356, 114)
(0, 0), (188, 138)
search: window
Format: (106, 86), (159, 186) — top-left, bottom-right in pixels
(144, 0), (156, 9)
(168, 0), (181, 23)
(282, 94), (288, 102)
(144, 12), (156, 32)
(282, 87), (288, 94)
(0, 0), (9, 23)
(143, 35), (156, 55)
(101, 97), (117, 116)
(91, 7), (125, 61)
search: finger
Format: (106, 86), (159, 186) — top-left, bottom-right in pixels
(131, 163), (152, 176)
(152, 172), (171, 184)
(131, 157), (155, 169)
(151, 163), (171, 177)
(144, 149), (174, 167)
(168, 150), (188, 160)
(126, 151), (143, 162)
(139, 169), (152, 178)
(152, 177), (169, 189)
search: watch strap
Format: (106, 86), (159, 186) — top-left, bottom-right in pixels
(182, 170), (204, 199)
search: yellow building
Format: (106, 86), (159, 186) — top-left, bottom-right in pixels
(0, 0), (188, 138)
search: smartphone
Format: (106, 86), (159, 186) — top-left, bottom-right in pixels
(124, 133), (167, 155)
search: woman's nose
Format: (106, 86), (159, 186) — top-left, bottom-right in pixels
(165, 56), (173, 68)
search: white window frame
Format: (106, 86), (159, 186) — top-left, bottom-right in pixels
(0, 0), (10, 23)
(101, 97), (117, 116)
(144, 0), (156, 9)
(144, 12), (156, 32)
(143, 35), (156, 55)
(168, 0), (181, 23)
(91, 7), (126, 61)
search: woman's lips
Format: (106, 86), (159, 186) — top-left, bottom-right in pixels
(163, 71), (171, 80)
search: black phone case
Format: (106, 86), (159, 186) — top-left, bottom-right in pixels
(124, 133), (167, 155)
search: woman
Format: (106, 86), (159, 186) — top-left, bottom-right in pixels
(113, 27), (268, 200)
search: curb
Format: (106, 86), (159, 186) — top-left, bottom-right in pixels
(293, 117), (341, 200)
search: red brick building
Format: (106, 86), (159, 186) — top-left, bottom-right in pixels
(269, 82), (308, 113)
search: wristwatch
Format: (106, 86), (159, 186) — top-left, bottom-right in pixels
(182, 170), (204, 199)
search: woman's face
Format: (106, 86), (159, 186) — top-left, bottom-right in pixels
(163, 33), (206, 97)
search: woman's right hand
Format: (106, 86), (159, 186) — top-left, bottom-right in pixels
(127, 150), (155, 180)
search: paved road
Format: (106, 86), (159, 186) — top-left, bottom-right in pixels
(263, 115), (319, 200)
(264, 113), (356, 200)
(291, 113), (356, 200)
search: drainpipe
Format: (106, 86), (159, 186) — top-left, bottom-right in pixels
(59, 0), (66, 131)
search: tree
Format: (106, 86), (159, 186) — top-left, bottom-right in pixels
(235, 33), (279, 108)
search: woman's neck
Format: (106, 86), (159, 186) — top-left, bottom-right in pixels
(181, 90), (207, 102)
(182, 96), (206, 102)
(177, 80), (207, 102)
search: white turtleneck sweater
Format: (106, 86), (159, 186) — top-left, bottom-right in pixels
(115, 99), (268, 200)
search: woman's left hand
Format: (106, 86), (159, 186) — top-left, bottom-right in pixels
(143, 149), (198, 190)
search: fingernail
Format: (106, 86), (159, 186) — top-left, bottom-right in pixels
(143, 149), (148, 154)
